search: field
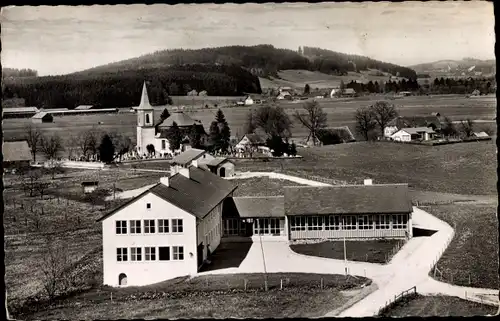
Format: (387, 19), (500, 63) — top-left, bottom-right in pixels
(290, 240), (404, 264)
(259, 69), (407, 90)
(422, 204), (499, 289)
(12, 273), (370, 319)
(381, 294), (497, 317)
(3, 94), (495, 149)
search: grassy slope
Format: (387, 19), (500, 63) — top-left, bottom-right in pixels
(424, 204), (499, 288)
(381, 294), (497, 317)
(14, 273), (370, 320)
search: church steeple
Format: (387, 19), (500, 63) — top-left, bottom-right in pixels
(137, 81), (152, 110)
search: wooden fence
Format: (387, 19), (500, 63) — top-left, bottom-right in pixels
(378, 286), (418, 316)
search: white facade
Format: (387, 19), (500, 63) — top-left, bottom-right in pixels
(196, 200), (225, 263)
(244, 96), (254, 105)
(101, 192), (198, 287)
(384, 126), (399, 138)
(391, 130), (412, 142)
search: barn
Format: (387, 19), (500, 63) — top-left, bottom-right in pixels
(32, 112), (54, 123)
(204, 157), (235, 178)
(3, 140), (33, 171)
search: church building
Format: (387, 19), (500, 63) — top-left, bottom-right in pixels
(136, 82), (208, 157)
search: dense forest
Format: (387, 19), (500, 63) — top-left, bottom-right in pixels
(2, 64), (261, 109)
(2, 68), (38, 78)
(302, 46), (418, 79)
(76, 45), (415, 79)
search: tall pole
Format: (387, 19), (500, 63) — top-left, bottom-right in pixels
(344, 235), (348, 276)
(259, 221), (268, 290)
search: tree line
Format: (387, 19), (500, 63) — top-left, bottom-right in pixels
(75, 44), (415, 79)
(2, 67), (38, 78)
(2, 64), (262, 109)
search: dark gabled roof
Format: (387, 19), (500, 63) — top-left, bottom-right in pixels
(323, 126), (356, 142)
(97, 166), (237, 222)
(171, 148), (207, 166)
(241, 133), (267, 145)
(3, 141), (32, 162)
(387, 116), (442, 129)
(284, 184), (412, 216)
(157, 111), (202, 128)
(223, 196), (285, 218)
(81, 181), (99, 186)
(206, 157), (232, 167)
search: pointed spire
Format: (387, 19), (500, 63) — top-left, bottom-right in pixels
(137, 81), (152, 110)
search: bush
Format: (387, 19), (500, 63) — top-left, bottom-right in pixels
(316, 129), (342, 145)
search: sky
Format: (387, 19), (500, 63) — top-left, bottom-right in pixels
(1, 2), (495, 76)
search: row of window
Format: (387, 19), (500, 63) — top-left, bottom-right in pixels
(116, 246), (184, 262)
(116, 219), (183, 235)
(254, 218), (283, 235)
(289, 214), (408, 231)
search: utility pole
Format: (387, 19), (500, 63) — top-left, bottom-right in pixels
(259, 226), (268, 290)
(344, 235), (348, 276)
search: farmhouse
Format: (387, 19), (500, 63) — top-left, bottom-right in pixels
(97, 164), (237, 287)
(391, 127), (436, 142)
(81, 181), (99, 194)
(135, 82), (208, 157)
(3, 140), (33, 170)
(31, 112), (53, 123)
(384, 115), (442, 138)
(342, 88), (356, 97)
(277, 91), (292, 100)
(205, 157), (235, 178)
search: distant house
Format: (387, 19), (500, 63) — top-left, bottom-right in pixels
(205, 157), (235, 178)
(170, 148), (215, 174)
(471, 89), (481, 96)
(3, 140), (33, 170)
(384, 115), (442, 138)
(277, 91), (292, 100)
(244, 96), (254, 106)
(32, 112), (53, 123)
(3, 107), (40, 119)
(75, 105), (94, 110)
(391, 127), (436, 142)
(473, 132), (489, 138)
(235, 133), (267, 151)
(198, 90), (208, 97)
(343, 88), (356, 97)
(187, 89), (198, 96)
(81, 181), (99, 194)
(399, 91), (412, 97)
(330, 88), (340, 98)
(431, 112), (441, 117)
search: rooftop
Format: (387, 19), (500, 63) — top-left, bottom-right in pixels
(3, 141), (33, 162)
(32, 112), (52, 119)
(75, 105), (93, 110)
(171, 148), (207, 166)
(158, 111), (203, 128)
(223, 196), (285, 218)
(399, 127), (436, 134)
(206, 157), (231, 167)
(387, 116), (442, 129)
(3, 107), (39, 113)
(284, 184), (412, 216)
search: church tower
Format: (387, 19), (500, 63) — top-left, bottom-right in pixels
(136, 82), (155, 155)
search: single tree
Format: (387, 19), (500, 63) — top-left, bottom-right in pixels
(459, 119), (474, 138)
(304, 84), (311, 95)
(215, 109), (231, 153)
(24, 125), (41, 162)
(146, 144), (156, 156)
(98, 134), (115, 164)
(160, 108), (170, 121)
(77, 128), (99, 160)
(441, 117), (457, 138)
(355, 107), (377, 141)
(244, 110), (257, 134)
(294, 100), (327, 146)
(209, 121), (221, 152)
(266, 134), (287, 157)
(369, 101), (398, 136)
(21, 170), (41, 197)
(166, 121), (182, 152)
(110, 133), (132, 162)
(39, 235), (73, 301)
(40, 133), (64, 161)
(251, 105), (292, 138)
(168, 82), (179, 95)
(188, 125), (203, 149)
(288, 142), (297, 156)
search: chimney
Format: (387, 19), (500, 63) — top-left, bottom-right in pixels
(191, 159), (198, 168)
(179, 167), (190, 179)
(160, 176), (170, 187)
(364, 179), (373, 185)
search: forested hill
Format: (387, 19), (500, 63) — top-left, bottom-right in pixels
(3, 64), (261, 109)
(2, 68), (38, 78)
(75, 44), (417, 79)
(302, 47), (417, 79)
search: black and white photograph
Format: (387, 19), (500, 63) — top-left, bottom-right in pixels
(2, 1), (498, 319)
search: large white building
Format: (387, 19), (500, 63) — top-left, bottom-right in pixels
(135, 82), (207, 157)
(97, 162), (237, 287)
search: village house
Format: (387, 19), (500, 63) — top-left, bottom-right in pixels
(277, 91), (292, 100)
(170, 148), (215, 174)
(244, 95), (254, 106)
(81, 181), (99, 194)
(235, 133), (268, 153)
(204, 157), (235, 178)
(384, 115), (442, 138)
(391, 127), (436, 142)
(3, 140), (33, 171)
(97, 163), (237, 287)
(31, 111), (53, 123)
